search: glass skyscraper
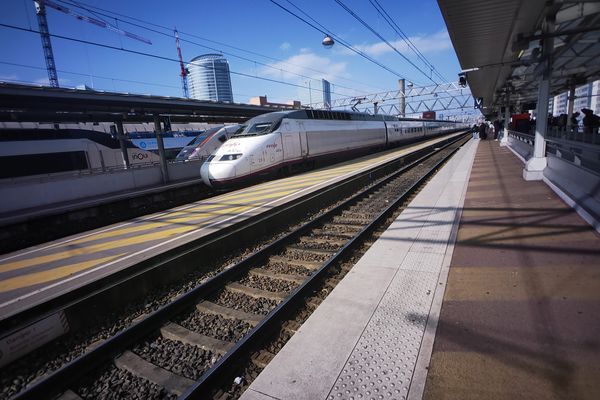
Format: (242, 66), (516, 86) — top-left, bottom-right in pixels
(187, 54), (234, 102)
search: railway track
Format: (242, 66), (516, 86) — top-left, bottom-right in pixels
(2, 133), (468, 400)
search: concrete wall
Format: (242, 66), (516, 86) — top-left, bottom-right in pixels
(0, 160), (204, 215)
(544, 156), (600, 228)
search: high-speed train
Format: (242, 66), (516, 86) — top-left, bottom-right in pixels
(0, 128), (160, 179)
(200, 109), (465, 187)
(175, 124), (244, 161)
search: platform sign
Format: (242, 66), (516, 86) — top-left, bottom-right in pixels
(0, 311), (69, 368)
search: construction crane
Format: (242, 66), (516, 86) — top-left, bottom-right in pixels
(33, 0), (152, 88)
(174, 28), (189, 98)
(34, 1), (59, 87)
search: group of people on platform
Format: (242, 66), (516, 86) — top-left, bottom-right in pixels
(471, 120), (504, 141)
(548, 108), (600, 135)
(470, 107), (600, 141)
(535, 108), (599, 135)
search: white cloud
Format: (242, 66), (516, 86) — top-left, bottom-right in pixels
(299, 47), (311, 54)
(33, 77), (51, 85)
(260, 51), (350, 104)
(0, 74), (18, 82)
(343, 30), (452, 57)
(280, 42), (291, 51)
(33, 77), (72, 86)
(262, 52), (348, 82)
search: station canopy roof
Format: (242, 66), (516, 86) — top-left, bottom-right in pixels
(438, 0), (600, 115)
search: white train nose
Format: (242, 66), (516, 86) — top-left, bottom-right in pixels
(200, 162), (212, 187)
(201, 161), (237, 187)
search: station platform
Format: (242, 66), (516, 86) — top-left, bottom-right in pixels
(240, 139), (600, 400)
(0, 134), (460, 320)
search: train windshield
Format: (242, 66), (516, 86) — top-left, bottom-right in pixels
(188, 127), (223, 145)
(235, 114), (284, 137)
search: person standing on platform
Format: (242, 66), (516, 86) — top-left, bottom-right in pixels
(471, 124), (479, 139)
(493, 120), (501, 140)
(570, 111), (580, 132)
(497, 119), (505, 141)
(582, 108), (599, 135)
(478, 122), (487, 140)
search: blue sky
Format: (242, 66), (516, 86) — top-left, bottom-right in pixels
(0, 0), (461, 106)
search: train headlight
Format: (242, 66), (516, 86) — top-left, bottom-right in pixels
(219, 153), (243, 161)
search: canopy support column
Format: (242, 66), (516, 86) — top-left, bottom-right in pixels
(154, 114), (170, 184)
(523, 11), (555, 181)
(500, 92), (510, 147)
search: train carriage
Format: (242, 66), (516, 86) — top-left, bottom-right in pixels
(201, 110), (465, 187)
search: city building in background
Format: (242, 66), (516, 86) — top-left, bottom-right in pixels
(550, 79), (600, 120)
(574, 82), (593, 111)
(249, 95), (301, 109)
(592, 81), (600, 115)
(322, 79), (332, 110)
(187, 54), (234, 102)
(552, 92), (568, 116)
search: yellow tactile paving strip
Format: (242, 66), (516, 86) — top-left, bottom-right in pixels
(0, 134), (461, 312)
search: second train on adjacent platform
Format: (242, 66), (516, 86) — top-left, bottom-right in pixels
(200, 109), (465, 187)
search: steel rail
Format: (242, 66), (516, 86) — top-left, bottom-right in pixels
(181, 135), (468, 398)
(11, 133), (468, 400)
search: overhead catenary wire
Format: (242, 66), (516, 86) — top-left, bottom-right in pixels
(0, 59), (261, 99)
(0, 60), (180, 90)
(54, 0), (384, 96)
(0, 22), (342, 98)
(368, 0), (447, 82)
(333, 0), (438, 85)
(269, 0), (409, 82)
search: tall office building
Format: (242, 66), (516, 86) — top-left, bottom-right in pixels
(592, 81), (600, 115)
(573, 82), (593, 111)
(322, 79), (332, 109)
(552, 92), (568, 116)
(187, 54), (234, 102)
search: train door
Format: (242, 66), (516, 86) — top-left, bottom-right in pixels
(298, 121), (308, 158)
(282, 121), (301, 161)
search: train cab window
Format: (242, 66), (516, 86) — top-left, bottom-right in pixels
(237, 115), (284, 136)
(219, 153), (243, 161)
(271, 119), (282, 131)
(188, 132), (210, 145)
(218, 135), (227, 143)
(247, 122), (272, 134)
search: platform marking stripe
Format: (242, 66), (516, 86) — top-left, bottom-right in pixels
(165, 189), (303, 222)
(0, 134), (460, 272)
(67, 222), (174, 245)
(0, 140), (423, 263)
(0, 134), (463, 308)
(0, 225), (198, 273)
(162, 184), (312, 224)
(0, 254), (126, 293)
(3, 188), (298, 265)
(0, 162), (373, 309)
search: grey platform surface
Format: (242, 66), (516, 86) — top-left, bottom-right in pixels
(240, 139), (479, 400)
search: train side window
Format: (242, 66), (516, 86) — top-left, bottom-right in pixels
(218, 135), (227, 143)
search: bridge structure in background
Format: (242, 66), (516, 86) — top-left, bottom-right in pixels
(309, 82), (476, 120)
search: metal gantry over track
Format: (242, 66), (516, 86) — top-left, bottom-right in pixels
(309, 82), (475, 118)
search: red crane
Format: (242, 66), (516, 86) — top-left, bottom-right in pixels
(174, 28), (189, 98)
